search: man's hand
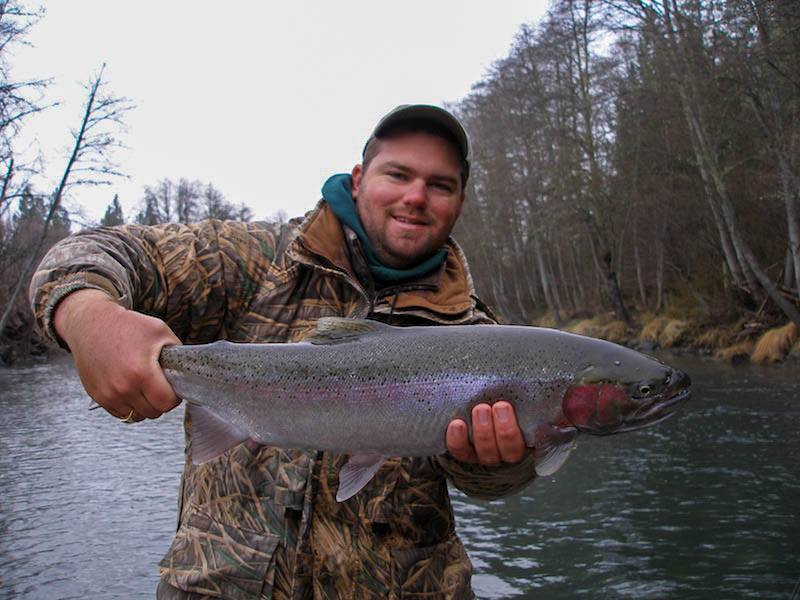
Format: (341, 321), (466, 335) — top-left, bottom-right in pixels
(446, 401), (531, 465)
(55, 289), (181, 422)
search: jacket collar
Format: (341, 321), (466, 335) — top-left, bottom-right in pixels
(288, 201), (475, 317)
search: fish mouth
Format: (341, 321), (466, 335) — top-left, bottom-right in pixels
(616, 383), (691, 434)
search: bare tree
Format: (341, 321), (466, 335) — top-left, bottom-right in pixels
(0, 64), (132, 335)
(0, 2), (51, 217)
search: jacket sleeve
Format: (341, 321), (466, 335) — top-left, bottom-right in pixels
(434, 452), (537, 500)
(29, 220), (283, 346)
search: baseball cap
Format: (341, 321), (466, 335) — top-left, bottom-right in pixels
(362, 104), (470, 164)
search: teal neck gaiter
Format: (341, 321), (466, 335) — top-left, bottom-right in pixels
(321, 173), (447, 285)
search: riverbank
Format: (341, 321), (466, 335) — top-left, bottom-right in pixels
(4, 311), (799, 367)
(533, 312), (800, 365)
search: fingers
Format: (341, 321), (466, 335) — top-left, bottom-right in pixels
(446, 419), (478, 463)
(471, 404), (501, 465)
(116, 343), (181, 420)
(491, 402), (527, 464)
(446, 401), (529, 466)
(140, 341), (181, 412)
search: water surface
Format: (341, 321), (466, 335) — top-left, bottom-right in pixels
(0, 355), (798, 598)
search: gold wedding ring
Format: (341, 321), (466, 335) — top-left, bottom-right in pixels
(120, 409), (139, 424)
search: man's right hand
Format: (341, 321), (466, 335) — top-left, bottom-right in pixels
(54, 289), (182, 422)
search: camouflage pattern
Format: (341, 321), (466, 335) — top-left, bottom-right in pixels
(31, 201), (539, 599)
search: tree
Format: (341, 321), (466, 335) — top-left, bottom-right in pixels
(134, 178), (252, 225)
(452, 0), (799, 328)
(0, 2), (50, 218)
(135, 185), (164, 225)
(0, 64), (132, 337)
(604, 0), (800, 327)
(100, 194), (124, 226)
(175, 178), (201, 223)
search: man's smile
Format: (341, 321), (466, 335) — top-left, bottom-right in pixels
(392, 214), (428, 227)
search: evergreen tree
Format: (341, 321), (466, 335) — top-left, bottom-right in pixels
(135, 187), (164, 225)
(100, 194), (124, 226)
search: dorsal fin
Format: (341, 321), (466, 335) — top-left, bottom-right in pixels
(305, 317), (393, 345)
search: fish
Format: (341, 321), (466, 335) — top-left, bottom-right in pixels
(159, 317), (691, 501)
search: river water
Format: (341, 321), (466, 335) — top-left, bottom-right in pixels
(0, 355), (798, 599)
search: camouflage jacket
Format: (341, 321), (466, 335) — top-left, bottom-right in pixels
(30, 201), (539, 600)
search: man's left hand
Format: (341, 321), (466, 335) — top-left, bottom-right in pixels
(446, 401), (531, 465)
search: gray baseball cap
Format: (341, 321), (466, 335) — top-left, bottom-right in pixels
(362, 104), (470, 163)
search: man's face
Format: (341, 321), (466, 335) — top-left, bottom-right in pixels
(351, 131), (465, 269)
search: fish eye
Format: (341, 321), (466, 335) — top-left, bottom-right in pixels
(639, 384), (652, 396)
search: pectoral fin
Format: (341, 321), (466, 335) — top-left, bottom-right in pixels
(337, 454), (387, 502)
(188, 403), (251, 464)
(533, 424), (579, 477)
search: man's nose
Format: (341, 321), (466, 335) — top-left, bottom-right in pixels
(402, 179), (428, 207)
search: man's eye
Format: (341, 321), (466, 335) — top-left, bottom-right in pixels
(388, 171), (406, 180)
(431, 182), (454, 193)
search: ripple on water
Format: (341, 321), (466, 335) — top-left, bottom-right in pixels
(0, 358), (185, 600)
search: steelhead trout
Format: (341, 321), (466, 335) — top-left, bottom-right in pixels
(160, 318), (690, 501)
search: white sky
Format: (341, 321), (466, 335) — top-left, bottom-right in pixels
(11, 1), (550, 225)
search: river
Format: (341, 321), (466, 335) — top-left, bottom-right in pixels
(0, 355), (798, 599)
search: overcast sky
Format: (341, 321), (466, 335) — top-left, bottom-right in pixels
(12, 1), (549, 225)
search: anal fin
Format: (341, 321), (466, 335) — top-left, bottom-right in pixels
(337, 454), (387, 502)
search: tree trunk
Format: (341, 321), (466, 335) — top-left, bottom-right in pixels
(633, 218), (648, 309)
(532, 226), (562, 326)
(777, 153), (800, 299)
(0, 72), (104, 337)
(555, 239), (576, 313)
(656, 235), (665, 312)
(783, 247), (794, 291)
(587, 235), (605, 306)
(569, 240), (587, 308)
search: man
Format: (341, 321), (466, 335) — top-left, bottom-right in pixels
(30, 105), (539, 599)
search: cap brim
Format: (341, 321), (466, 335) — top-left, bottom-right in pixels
(371, 104), (469, 160)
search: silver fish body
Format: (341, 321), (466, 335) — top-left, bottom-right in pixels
(160, 318), (690, 500)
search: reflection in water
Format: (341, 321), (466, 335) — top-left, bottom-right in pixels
(0, 355), (798, 599)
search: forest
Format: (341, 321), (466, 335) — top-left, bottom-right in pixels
(1, 0), (798, 363)
(451, 0), (799, 361)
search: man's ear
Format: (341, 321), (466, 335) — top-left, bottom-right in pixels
(350, 164), (363, 199)
(453, 193), (466, 220)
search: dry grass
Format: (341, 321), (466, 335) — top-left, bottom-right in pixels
(535, 312), (559, 328)
(690, 326), (735, 351)
(565, 318), (604, 338)
(659, 319), (688, 348)
(600, 320), (630, 344)
(639, 316), (670, 344)
(751, 322), (799, 363)
(714, 339), (755, 362)
(562, 316), (630, 343)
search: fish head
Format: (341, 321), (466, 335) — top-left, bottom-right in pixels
(562, 349), (691, 435)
